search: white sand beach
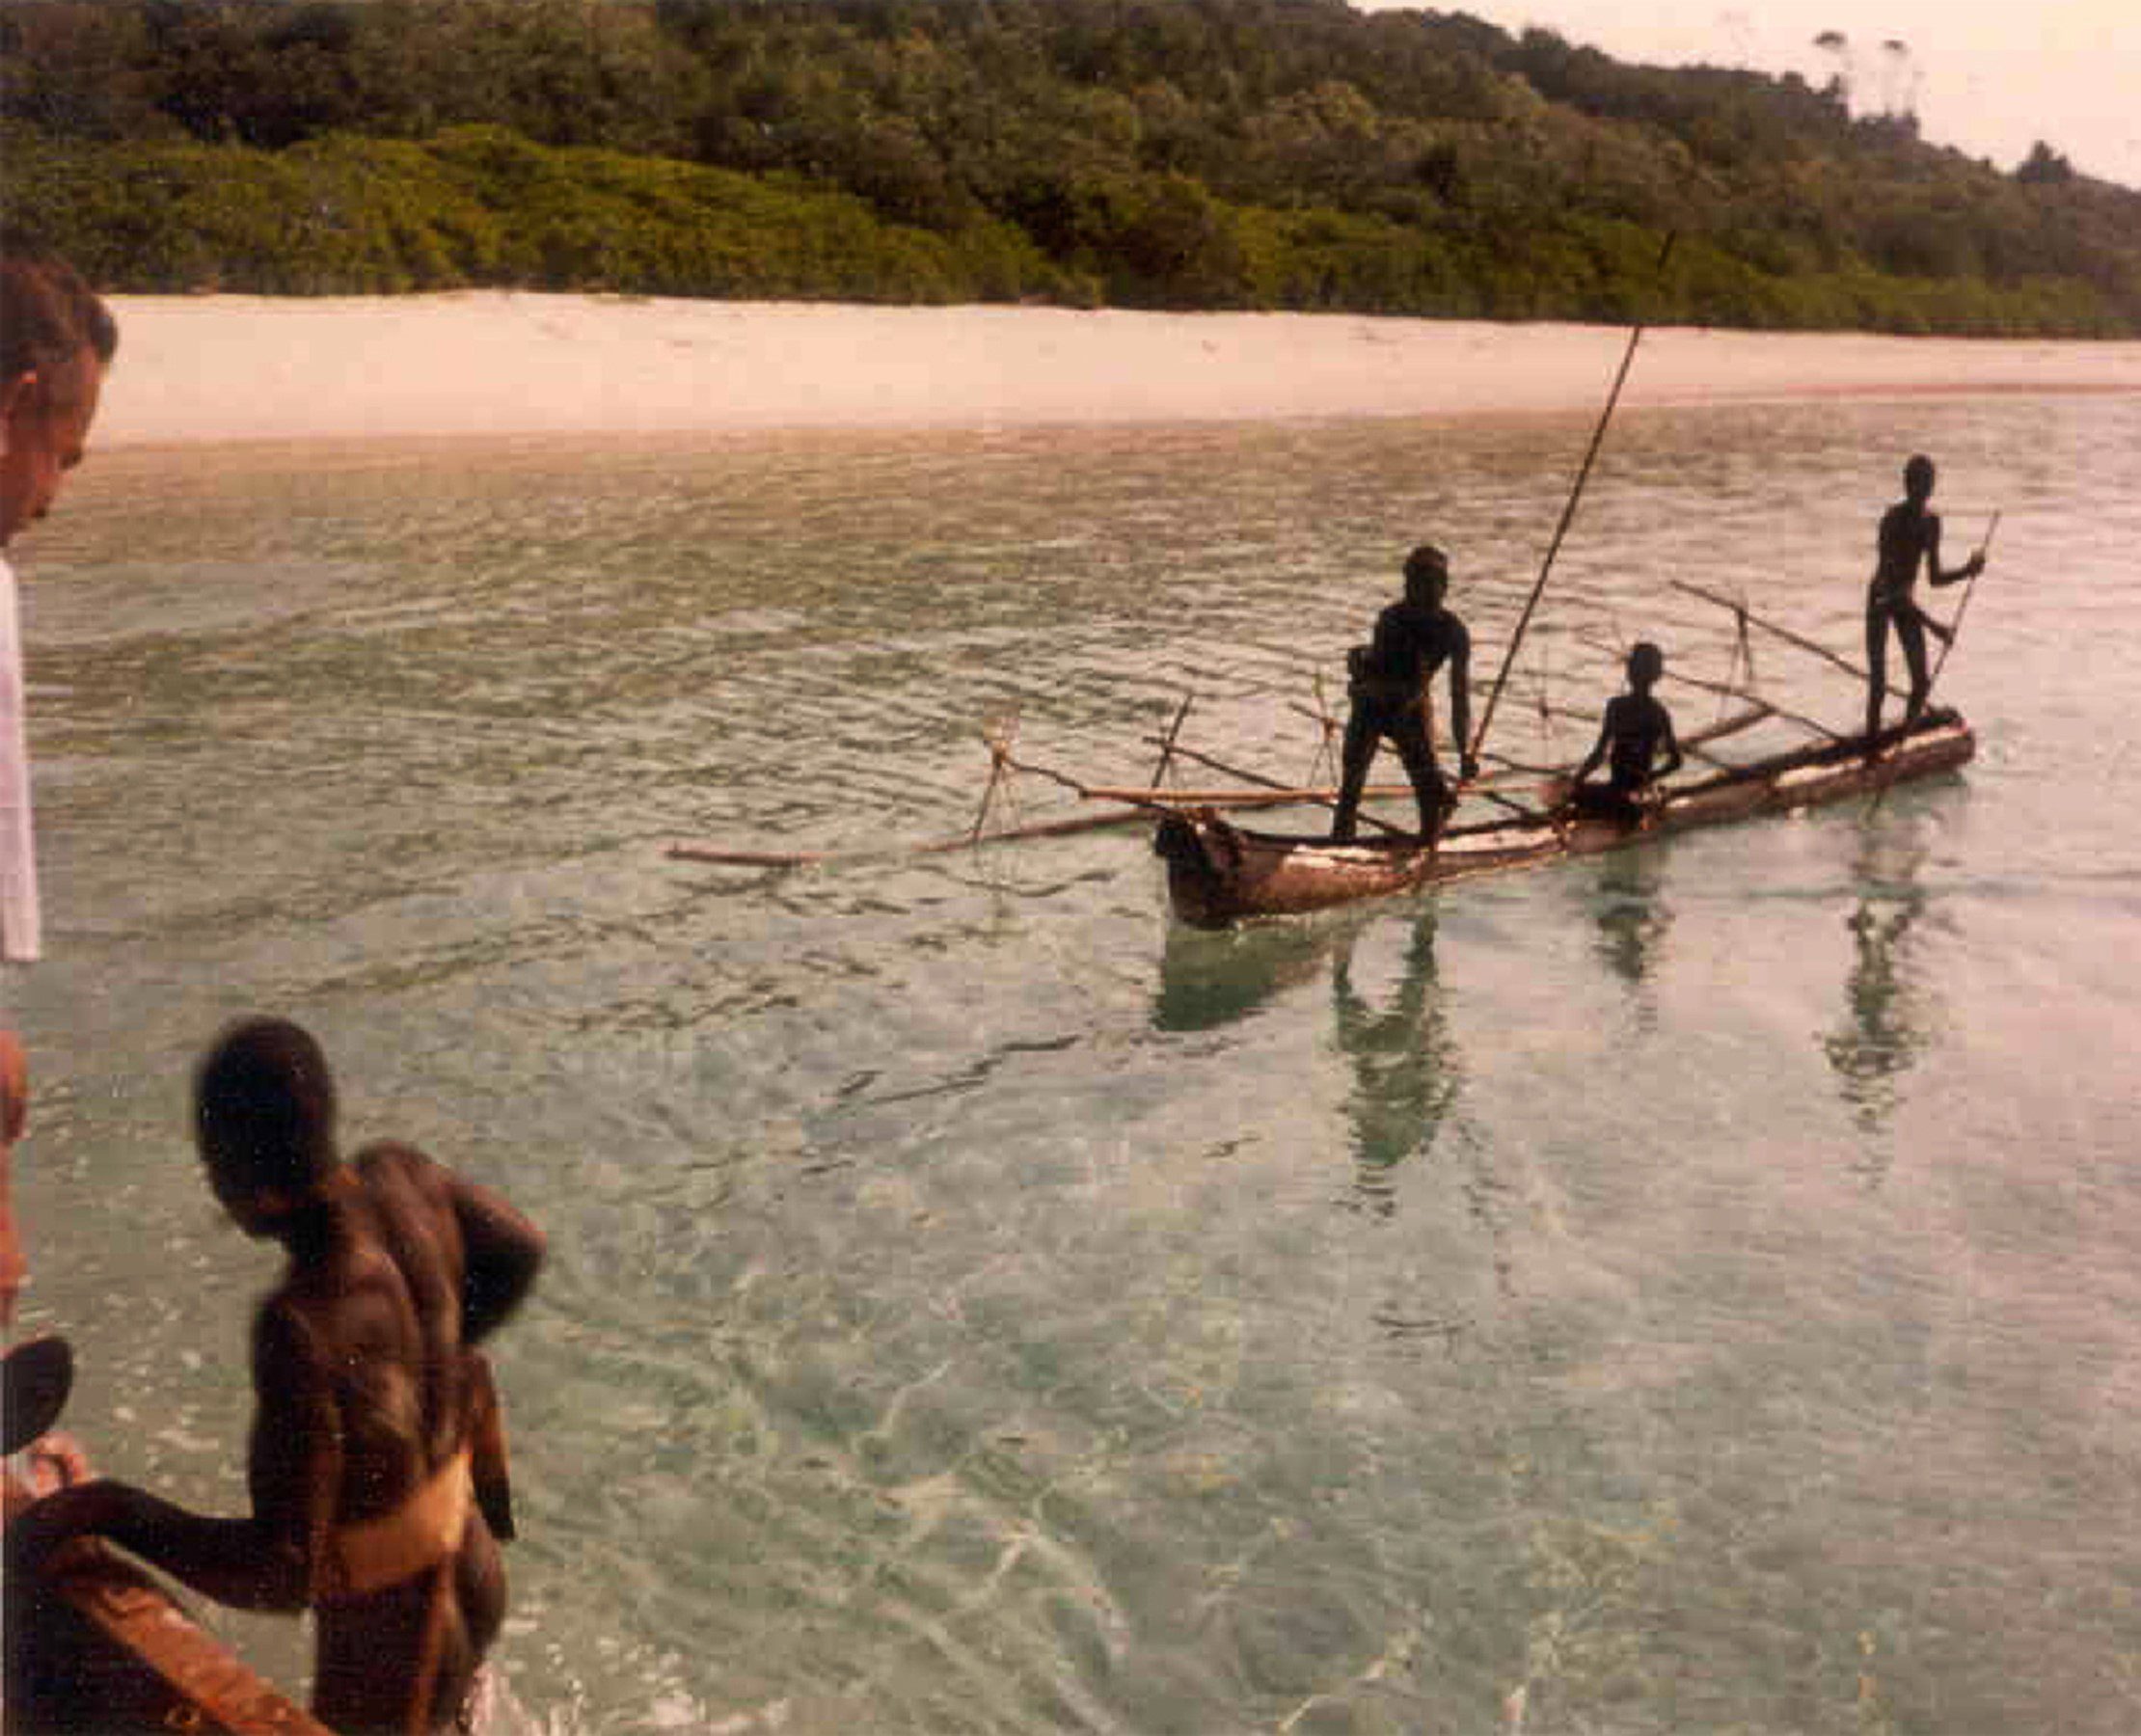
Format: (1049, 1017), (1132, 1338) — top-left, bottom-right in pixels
(97, 292), (2141, 447)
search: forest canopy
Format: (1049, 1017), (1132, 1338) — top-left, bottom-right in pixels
(5, 0), (2137, 336)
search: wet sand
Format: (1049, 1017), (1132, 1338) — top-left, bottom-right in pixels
(98, 292), (2141, 447)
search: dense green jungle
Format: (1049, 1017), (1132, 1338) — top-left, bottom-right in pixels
(5, 0), (2138, 335)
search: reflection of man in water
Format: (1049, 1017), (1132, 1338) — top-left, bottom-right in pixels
(10, 1018), (546, 1731)
(1865, 453), (1983, 744)
(1331, 917), (1458, 1208)
(1588, 848), (1672, 993)
(1567, 641), (1682, 826)
(1826, 897), (1930, 1141)
(1331, 544), (1477, 844)
(1822, 822), (1941, 1166)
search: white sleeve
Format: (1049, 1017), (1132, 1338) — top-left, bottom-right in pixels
(0, 556), (41, 963)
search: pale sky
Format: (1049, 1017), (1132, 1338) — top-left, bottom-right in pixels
(1362, 0), (2139, 189)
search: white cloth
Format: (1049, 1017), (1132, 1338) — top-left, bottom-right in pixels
(0, 554), (41, 963)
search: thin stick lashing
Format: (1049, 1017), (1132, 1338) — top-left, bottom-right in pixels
(970, 712), (1019, 842)
(1149, 692), (1195, 790)
(1670, 579), (1868, 684)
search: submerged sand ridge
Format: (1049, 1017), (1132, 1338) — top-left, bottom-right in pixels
(98, 292), (2141, 447)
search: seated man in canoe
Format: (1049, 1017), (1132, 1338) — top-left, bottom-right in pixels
(1864, 452), (1985, 744)
(1331, 543), (1478, 844)
(9, 1017), (545, 1732)
(1563, 640), (1684, 826)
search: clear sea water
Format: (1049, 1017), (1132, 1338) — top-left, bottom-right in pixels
(7, 377), (2140, 1734)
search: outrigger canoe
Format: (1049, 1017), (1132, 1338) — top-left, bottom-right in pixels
(1152, 710), (1975, 930)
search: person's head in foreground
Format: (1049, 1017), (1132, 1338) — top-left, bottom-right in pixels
(1, 237), (118, 549)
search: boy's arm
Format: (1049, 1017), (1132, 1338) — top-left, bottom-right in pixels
(9, 1304), (332, 1612)
(1572, 717), (1609, 784)
(452, 1173), (545, 1344)
(1656, 709), (1684, 779)
(9, 1480), (312, 1612)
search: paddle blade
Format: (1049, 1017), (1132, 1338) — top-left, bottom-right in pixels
(3, 1334), (73, 1453)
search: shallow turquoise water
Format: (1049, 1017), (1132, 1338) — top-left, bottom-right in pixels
(7, 386), (2141, 1733)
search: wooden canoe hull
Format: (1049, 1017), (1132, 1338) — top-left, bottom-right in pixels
(5, 1473), (328, 1736)
(5, 1542), (328, 1735)
(1153, 711), (1975, 930)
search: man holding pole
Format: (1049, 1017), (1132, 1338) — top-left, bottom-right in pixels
(1330, 544), (1477, 844)
(1864, 453), (1986, 744)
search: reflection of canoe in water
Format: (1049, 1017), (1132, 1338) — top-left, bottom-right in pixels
(1152, 917), (1342, 1032)
(1153, 711), (1975, 930)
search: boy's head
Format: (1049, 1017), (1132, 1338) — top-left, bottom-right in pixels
(195, 1017), (340, 1232)
(1627, 641), (1664, 690)
(1402, 544), (1449, 609)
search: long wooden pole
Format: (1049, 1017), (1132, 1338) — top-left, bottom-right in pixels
(1083, 781), (1422, 807)
(669, 803), (1155, 868)
(1471, 233), (1673, 765)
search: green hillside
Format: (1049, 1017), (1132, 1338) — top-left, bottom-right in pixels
(5, 0), (2136, 335)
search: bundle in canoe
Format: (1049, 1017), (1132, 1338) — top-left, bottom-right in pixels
(1153, 710), (1974, 930)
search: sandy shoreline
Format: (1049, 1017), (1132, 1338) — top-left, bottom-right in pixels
(96, 292), (2141, 447)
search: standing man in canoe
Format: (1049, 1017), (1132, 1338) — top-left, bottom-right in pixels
(1864, 453), (1984, 744)
(10, 1017), (546, 1732)
(1331, 543), (1478, 844)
